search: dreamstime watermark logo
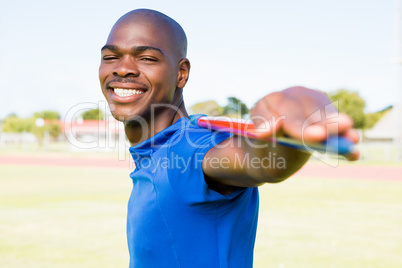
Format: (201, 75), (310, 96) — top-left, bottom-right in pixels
(63, 101), (347, 168)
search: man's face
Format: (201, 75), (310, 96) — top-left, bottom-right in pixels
(99, 19), (181, 122)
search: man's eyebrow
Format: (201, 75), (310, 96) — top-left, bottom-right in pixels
(101, 44), (119, 52)
(133, 46), (164, 56)
(101, 44), (164, 56)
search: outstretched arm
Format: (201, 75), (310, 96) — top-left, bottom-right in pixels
(202, 86), (360, 193)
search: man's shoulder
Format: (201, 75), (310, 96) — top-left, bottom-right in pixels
(167, 118), (231, 157)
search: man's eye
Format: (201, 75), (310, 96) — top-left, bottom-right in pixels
(103, 56), (118, 60)
(141, 57), (157, 62)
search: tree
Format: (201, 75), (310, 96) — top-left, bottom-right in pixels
(31, 110), (62, 140)
(189, 97), (250, 118)
(328, 89), (366, 129)
(2, 111), (62, 142)
(31, 121), (61, 141)
(81, 109), (105, 120)
(223, 97), (249, 118)
(6, 113), (18, 118)
(364, 105), (392, 129)
(33, 111), (60, 120)
(2, 116), (34, 133)
(189, 101), (224, 116)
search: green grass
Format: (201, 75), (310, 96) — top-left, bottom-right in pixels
(1, 164), (401, 267)
(254, 175), (402, 268)
(0, 165), (132, 268)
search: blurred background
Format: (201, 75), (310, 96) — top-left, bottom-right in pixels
(0, 0), (401, 267)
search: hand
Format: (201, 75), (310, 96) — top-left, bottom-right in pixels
(250, 86), (360, 160)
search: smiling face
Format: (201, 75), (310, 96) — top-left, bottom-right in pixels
(99, 11), (189, 124)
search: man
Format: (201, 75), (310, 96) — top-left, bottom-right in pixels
(99, 9), (359, 267)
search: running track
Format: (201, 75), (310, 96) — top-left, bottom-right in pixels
(0, 154), (401, 181)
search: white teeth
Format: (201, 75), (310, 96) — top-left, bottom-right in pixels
(113, 88), (145, 97)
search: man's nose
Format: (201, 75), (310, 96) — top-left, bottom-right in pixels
(113, 55), (140, 77)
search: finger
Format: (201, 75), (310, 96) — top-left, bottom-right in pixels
(299, 124), (327, 142)
(345, 149), (360, 161)
(323, 113), (354, 136)
(250, 92), (284, 137)
(343, 128), (360, 144)
(251, 114), (283, 139)
(295, 113), (354, 143)
(285, 108), (355, 143)
(280, 104), (329, 142)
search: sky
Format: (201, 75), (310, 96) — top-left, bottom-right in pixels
(0, 0), (398, 120)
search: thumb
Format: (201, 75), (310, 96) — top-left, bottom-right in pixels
(250, 115), (283, 139)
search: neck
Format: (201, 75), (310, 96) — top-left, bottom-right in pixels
(124, 92), (188, 146)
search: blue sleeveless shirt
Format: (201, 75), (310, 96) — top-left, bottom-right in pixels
(127, 116), (259, 267)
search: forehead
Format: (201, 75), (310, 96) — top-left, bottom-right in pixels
(106, 20), (178, 56)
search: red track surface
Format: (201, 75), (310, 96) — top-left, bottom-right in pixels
(0, 154), (401, 181)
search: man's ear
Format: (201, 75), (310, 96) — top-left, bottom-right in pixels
(177, 58), (190, 89)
